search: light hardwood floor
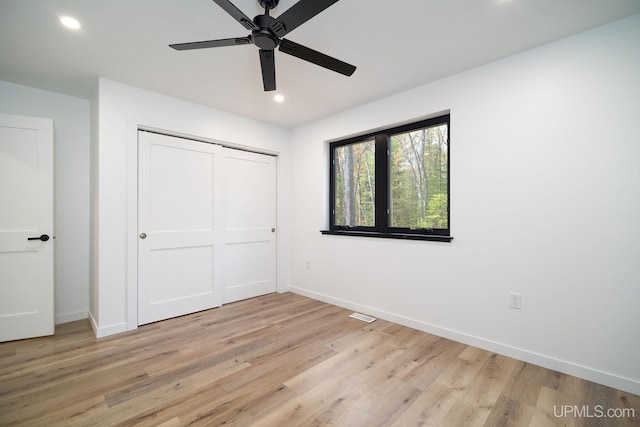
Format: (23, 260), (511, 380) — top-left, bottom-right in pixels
(0, 292), (638, 426)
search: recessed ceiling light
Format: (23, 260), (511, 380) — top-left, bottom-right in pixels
(274, 94), (285, 103)
(60, 16), (81, 30)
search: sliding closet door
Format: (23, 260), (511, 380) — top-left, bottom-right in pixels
(222, 148), (277, 303)
(138, 131), (222, 325)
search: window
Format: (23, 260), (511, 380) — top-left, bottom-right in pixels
(333, 139), (376, 227)
(325, 114), (451, 241)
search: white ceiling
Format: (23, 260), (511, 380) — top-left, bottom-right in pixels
(1, 0), (639, 128)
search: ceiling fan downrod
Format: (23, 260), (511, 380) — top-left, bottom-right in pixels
(258, 0), (279, 16)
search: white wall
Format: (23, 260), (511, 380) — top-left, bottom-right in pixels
(0, 80), (91, 324)
(288, 14), (640, 395)
(91, 78), (291, 337)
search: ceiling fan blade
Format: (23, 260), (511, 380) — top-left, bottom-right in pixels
(269, 0), (339, 37)
(212, 0), (257, 30)
(279, 39), (356, 76)
(170, 36), (252, 50)
(259, 49), (276, 91)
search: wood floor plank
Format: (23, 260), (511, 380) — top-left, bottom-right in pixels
(482, 395), (536, 427)
(87, 360), (251, 427)
(346, 381), (423, 427)
(389, 347), (493, 426)
(532, 385), (577, 427)
(250, 379), (355, 427)
(463, 353), (522, 410)
(0, 292), (637, 426)
(401, 335), (468, 391)
(23, 395), (109, 427)
(389, 381), (460, 426)
(185, 383), (296, 426)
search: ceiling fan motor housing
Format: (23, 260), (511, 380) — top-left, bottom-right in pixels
(253, 15), (279, 50)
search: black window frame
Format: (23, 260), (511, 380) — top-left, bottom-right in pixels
(323, 114), (452, 242)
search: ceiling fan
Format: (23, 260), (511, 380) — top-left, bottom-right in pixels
(170, 0), (357, 91)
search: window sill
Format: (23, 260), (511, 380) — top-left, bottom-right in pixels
(320, 230), (453, 242)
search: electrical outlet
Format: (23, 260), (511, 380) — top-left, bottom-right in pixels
(509, 292), (522, 310)
(305, 259), (310, 270)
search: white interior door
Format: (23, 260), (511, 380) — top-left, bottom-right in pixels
(222, 148), (277, 303)
(0, 113), (54, 342)
(138, 131), (222, 325)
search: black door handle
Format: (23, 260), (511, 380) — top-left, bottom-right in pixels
(27, 234), (50, 242)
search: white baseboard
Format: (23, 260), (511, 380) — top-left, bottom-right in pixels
(88, 311), (128, 338)
(55, 310), (88, 325)
(88, 311), (98, 336)
(288, 285), (640, 396)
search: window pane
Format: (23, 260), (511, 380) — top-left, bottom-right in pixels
(390, 124), (448, 229)
(334, 140), (375, 227)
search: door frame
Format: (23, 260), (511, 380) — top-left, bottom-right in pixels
(124, 118), (282, 331)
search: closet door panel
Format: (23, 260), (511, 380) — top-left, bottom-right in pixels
(138, 131), (222, 325)
(222, 149), (277, 303)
